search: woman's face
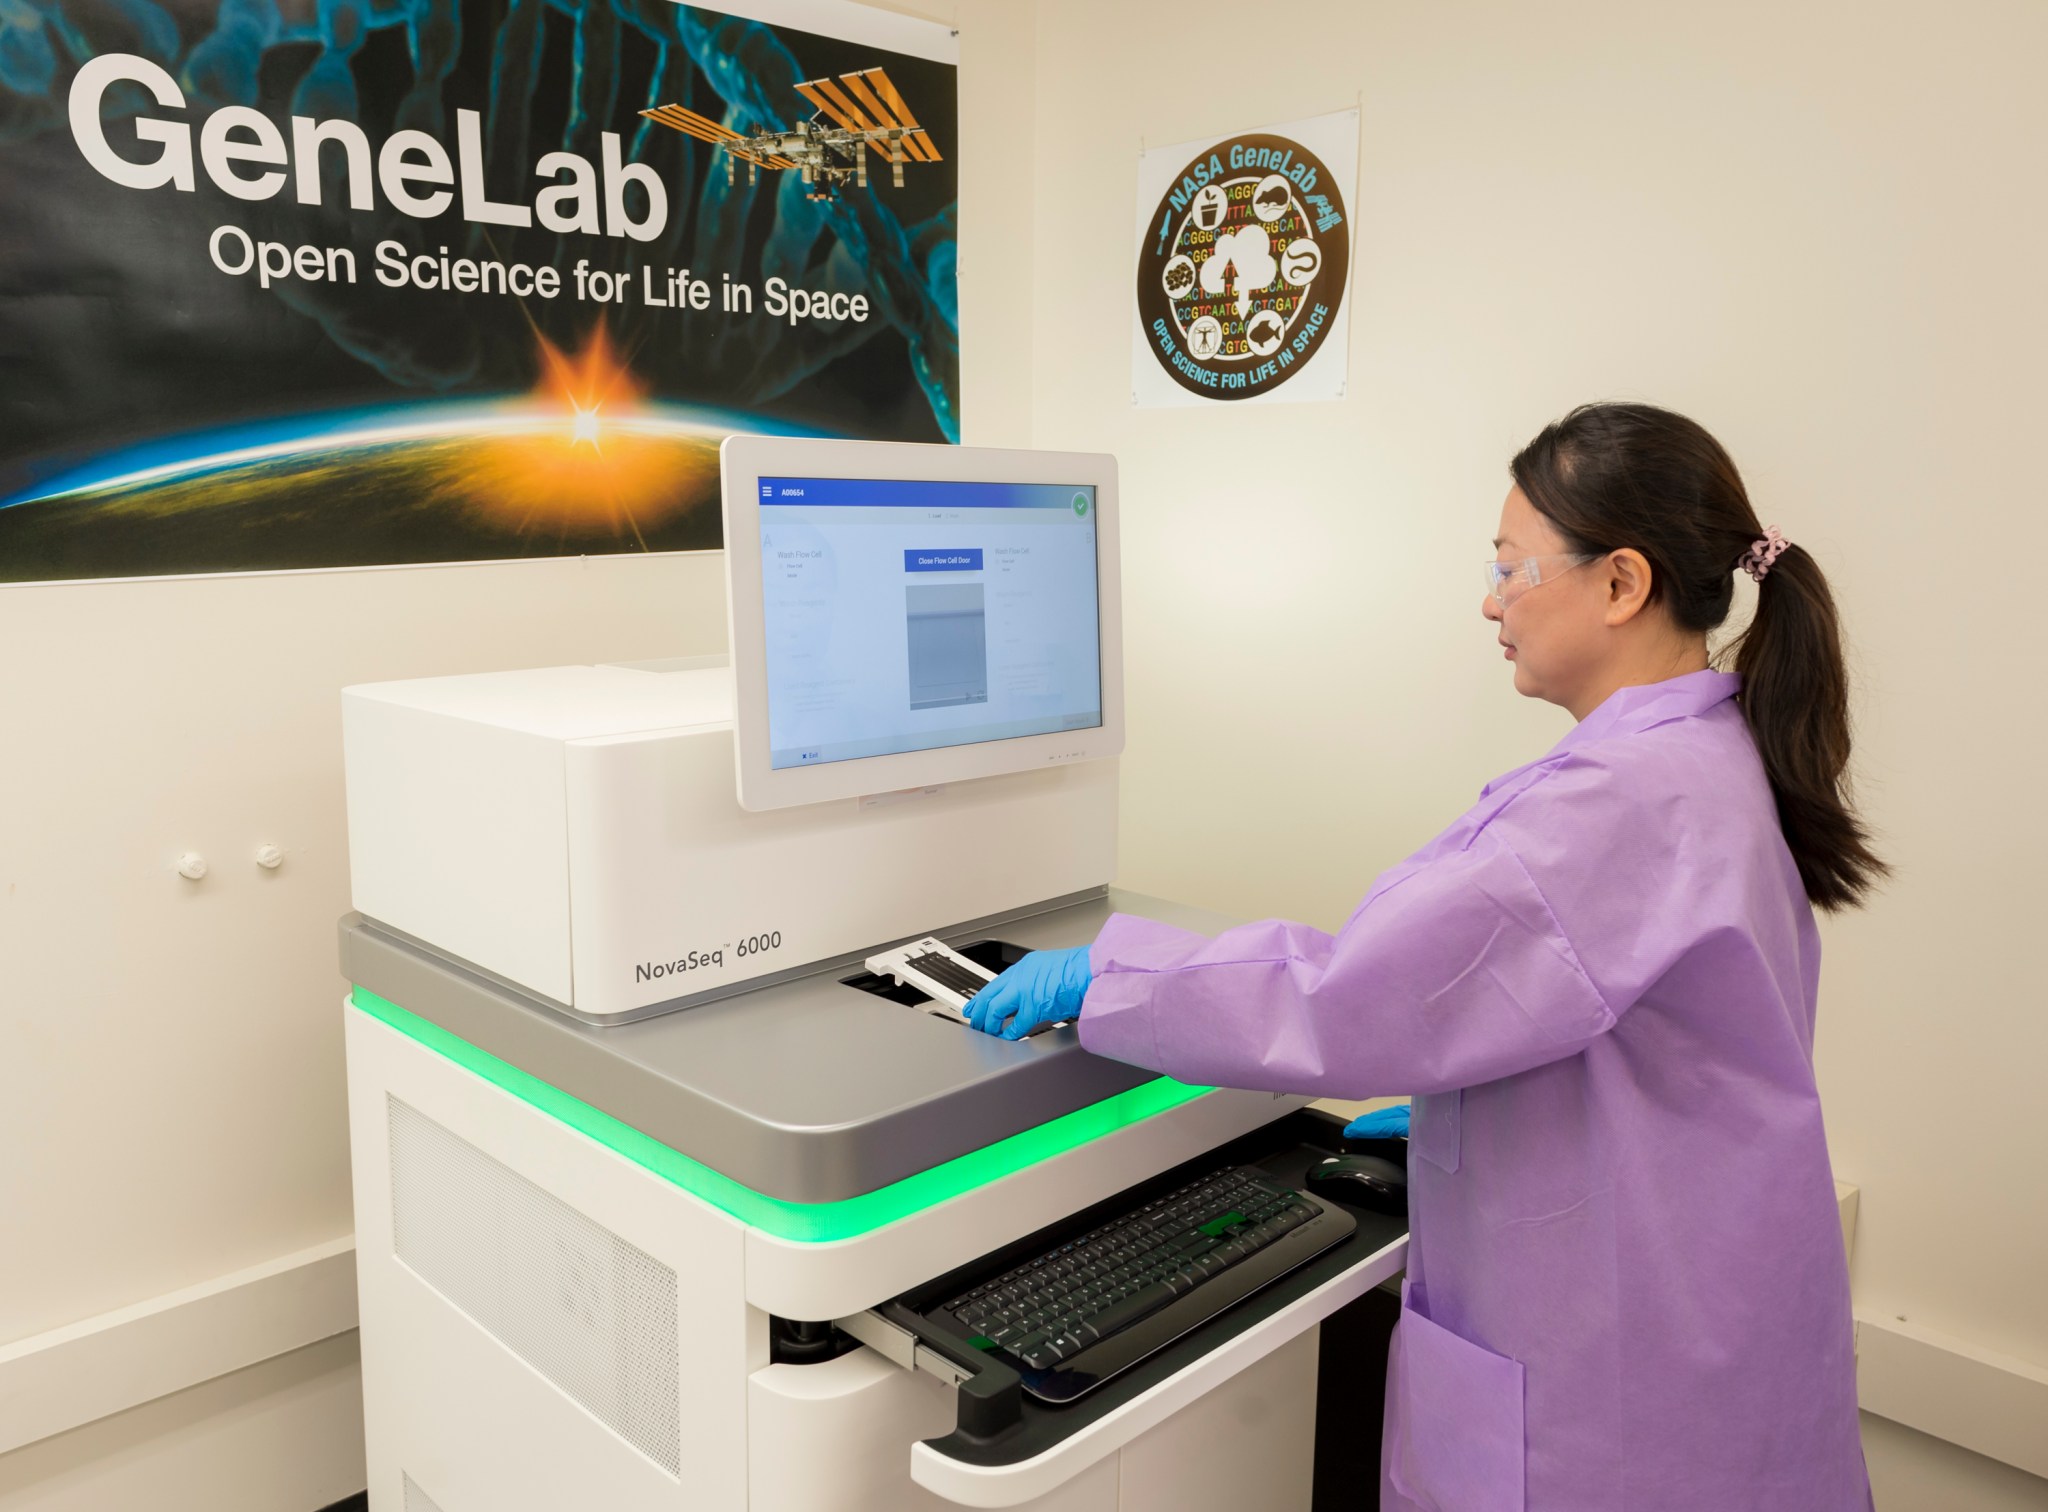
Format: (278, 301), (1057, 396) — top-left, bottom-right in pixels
(1482, 486), (1612, 711)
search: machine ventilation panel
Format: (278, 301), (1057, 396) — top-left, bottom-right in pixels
(402, 1473), (447, 1512)
(388, 1096), (682, 1475)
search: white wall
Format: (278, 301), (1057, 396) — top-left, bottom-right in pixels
(1018, 0), (2048, 1504)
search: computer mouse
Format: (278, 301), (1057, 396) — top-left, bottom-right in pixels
(1303, 1153), (1408, 1216)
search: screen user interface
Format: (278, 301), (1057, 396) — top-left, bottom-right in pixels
(757, 475), (1103, 771)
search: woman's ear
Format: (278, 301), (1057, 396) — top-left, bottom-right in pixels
(1603, 549), (1655, 627)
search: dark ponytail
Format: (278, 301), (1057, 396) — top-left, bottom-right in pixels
(1510, 402), (1887, 911)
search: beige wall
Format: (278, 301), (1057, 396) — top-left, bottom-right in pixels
(0, 560), (730, 1507)
(0, 2), (971, 1503)
(0, 559), (728, 1346)
(0, 1336), (365, 1512)
(1018, 0), (2048, 1502)
(1860, 1414), (2048, 1512)
(4, 0), (2044, 1506)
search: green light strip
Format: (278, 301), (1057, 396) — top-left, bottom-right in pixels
(351, 987), (1211, 1243)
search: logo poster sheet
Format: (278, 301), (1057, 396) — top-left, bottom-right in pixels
(0, 0), (958, 583)
(1133, 110), (1356, 407)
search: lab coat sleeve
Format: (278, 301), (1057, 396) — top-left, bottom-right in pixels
(1081, 786), (1625, 1097)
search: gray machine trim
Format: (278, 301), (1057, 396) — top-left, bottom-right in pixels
(340, 889), (1241, 1205)
(363, 885), (1115, 1027)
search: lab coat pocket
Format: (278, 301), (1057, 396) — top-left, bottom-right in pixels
(1389, 1280), (1525, 1512)
(1411, 1088), (1461, 1173)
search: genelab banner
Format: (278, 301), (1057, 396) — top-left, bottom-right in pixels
(0, 0), (958, 583)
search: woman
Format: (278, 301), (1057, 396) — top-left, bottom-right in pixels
(968, 402), (1879, 1511)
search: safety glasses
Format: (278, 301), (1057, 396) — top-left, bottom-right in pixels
(1484, 553), (1597, 605)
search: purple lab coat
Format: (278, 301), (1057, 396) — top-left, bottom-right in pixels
(1080, 671), (1868, 1511)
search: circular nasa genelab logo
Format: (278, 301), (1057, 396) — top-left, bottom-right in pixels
(1137, 134), (1349, 400)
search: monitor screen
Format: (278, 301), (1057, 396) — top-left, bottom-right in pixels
(756, 476), (1104, 771)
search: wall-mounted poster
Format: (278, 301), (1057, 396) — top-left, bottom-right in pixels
(0, 0), (957, 584)
(1133, 110), (1356, 408)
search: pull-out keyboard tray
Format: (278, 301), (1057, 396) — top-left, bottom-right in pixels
(853, 1109), (1409, 1474)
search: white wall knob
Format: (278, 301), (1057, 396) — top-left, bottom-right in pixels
(177, 852), (208, 881)
(255, 845), (285, 871)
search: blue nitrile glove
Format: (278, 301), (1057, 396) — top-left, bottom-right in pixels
(966, 946), (1093, 1040)
(1343, 1104), (1411, 1139)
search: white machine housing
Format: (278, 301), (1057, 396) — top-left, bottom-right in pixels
(344, 995), (1395, 1512)
(342, 660), (1118, 1022)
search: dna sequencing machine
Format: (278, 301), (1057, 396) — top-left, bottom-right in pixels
(338, 437), (1411, 1511)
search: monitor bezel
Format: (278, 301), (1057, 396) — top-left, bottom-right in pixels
(721, 435), (1124, 812)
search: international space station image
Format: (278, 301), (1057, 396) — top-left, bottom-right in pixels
(640, 67), (943, 200)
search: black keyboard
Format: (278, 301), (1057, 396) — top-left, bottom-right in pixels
(934, 1164), (1354, 1403)
(905, 949), (990, 1000)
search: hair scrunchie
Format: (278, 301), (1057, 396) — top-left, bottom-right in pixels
(1740, 525), (1790, 582)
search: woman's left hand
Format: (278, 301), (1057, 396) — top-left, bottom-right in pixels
(966, 946), (1093, 1039)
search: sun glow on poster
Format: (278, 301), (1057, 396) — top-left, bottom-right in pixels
(447, 324), (710, 543)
